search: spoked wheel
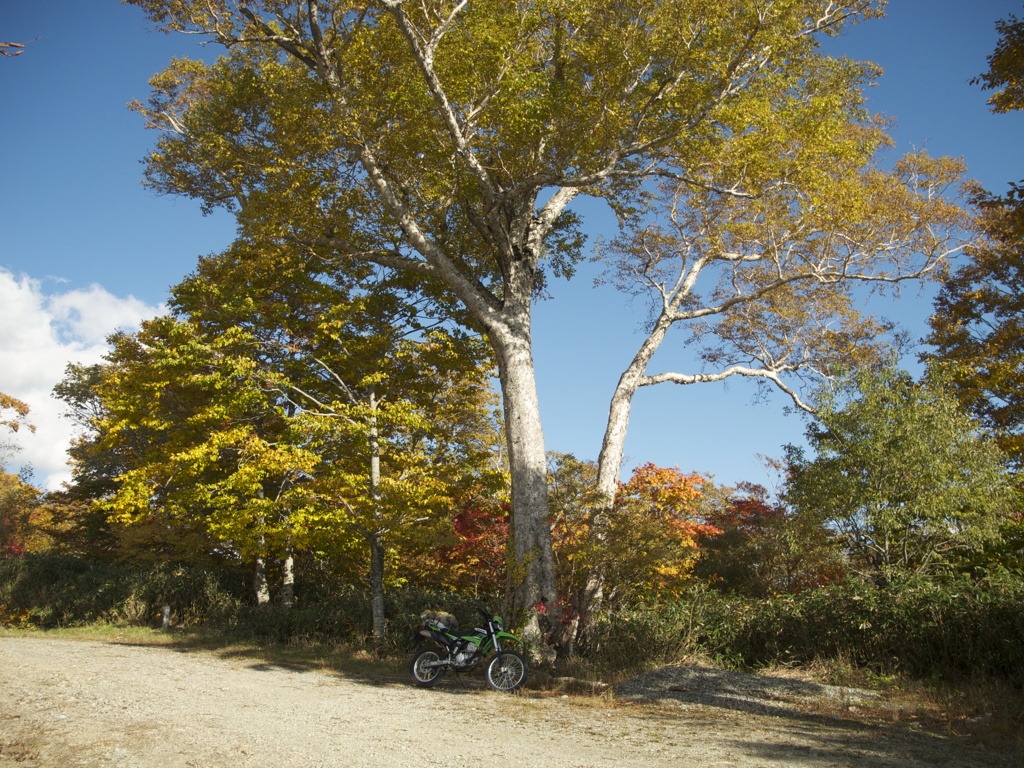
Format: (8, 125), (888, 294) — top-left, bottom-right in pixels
(410, 647), (447, 688)
(485, 650), (527, 692)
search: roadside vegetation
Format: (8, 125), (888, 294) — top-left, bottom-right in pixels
(2, 553), (1023, 749)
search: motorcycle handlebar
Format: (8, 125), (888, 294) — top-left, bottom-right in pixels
(478, 605), (496, 623)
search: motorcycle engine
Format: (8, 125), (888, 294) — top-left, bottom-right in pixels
(454, 641), (479, 666)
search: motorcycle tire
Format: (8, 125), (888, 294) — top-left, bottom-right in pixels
(410, 646), (446, 688)
(485, 649), (527, 692)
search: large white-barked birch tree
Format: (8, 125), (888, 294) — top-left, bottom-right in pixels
(126, 0), (895, 631)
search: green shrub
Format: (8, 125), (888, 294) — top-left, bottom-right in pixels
(583, 586), (750, 672)
(7, 554), (1020, 687)
(0, 555), (501, 650)
(725, 573), (1024, 682)
(585, 572), (1024, 684)
(0, 555), (245, 628)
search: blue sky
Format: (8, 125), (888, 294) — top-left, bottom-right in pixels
(2, 1), (1023, 491)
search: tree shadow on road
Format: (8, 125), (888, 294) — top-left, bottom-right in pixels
(90, 630), (1023, 764)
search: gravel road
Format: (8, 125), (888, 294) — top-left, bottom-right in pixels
(0, 636), (1017, 767)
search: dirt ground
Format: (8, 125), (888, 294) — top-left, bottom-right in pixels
(0, 635), (1019, 767)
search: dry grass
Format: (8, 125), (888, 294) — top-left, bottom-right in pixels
(540, 648), (1024, 752)
(751, 654), (1024, 751)
(0, 622), (179, 644)
(0, 739), (40, 763)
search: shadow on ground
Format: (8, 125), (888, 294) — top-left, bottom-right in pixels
(99, 632), (1020, 766)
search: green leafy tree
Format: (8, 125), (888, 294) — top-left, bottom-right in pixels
(0, 471), (44, 557)
(54, 364), (123, 503)
(86, 241), (500, 631)
(0, 392), (34, 469)
(924, 9), (1024, 466)
(783, 367), (1016, 580)
(174, 244), (501, 634)
(287, 327), (501, 638)
(924, 193), (1024, 466)
(972, 10), (1024, 115)
(124, 0), (891, 631)
(98, 319), (307, 585)
(693, 482), (843, 597)
(52, 363), (145, 559)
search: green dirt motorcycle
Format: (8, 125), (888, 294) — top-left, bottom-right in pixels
(410, 607), (527, 692)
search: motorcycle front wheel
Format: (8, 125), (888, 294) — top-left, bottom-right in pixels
(410, 647), (446, 688)
(485, 650), (527, 692)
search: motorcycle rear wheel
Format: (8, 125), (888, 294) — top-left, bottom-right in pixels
(410, 647), (446, 687)
(485, 650), (527, 692)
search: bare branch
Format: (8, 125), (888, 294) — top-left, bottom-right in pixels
(0, 39), (37, 57)
(234, 6), (320, 70)
(381, 0), (497, 204)
(799, 1), (881, 37)
(640, 364), (816, 413)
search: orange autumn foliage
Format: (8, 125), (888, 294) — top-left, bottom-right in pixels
(399, 498), (509, 597)
(611, 463), (721, 595)
(550, 458), (721, 610)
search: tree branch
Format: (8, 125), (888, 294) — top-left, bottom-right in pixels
(640, 364), (816, 413)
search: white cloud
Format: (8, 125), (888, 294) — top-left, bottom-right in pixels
(0, 270), (163, 490)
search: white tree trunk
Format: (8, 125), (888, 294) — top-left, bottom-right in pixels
(253, 555), (271, 606)
(368, 388), (386, 642)
(281, 551), (295, 608)
(596, 318), (674, 502)
(491, 320), (556, 636)
(573, 316), (674, 646)
(369, 532), (386, 642)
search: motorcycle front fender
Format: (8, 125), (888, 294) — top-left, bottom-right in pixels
(492, 630), (521, 650)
